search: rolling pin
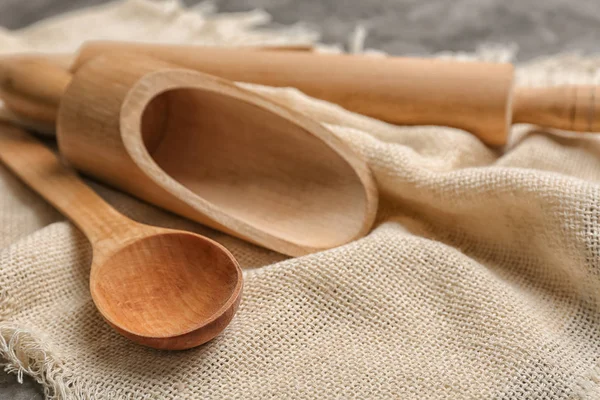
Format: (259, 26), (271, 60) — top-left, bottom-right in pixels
(1, 40), (598, 146)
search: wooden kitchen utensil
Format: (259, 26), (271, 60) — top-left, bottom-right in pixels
(2, 41), (599, 146)
(58, 53), (377, 257)
(0, 53), (378, 256)
(0, 123), (243, 350)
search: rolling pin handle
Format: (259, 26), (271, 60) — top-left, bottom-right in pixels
(512, 85), (600, 132)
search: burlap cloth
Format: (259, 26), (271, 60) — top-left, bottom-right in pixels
(2, 0), (600, 398)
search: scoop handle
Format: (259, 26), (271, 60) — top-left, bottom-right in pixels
(0, 123), (127, 243)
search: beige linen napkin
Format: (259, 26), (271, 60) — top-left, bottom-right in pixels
(2, 0), (600, 398)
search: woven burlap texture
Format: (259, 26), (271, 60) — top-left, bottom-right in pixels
(2, 0), (600, 399)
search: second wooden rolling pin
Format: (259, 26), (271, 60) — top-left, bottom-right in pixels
(1, 41), (599, 146)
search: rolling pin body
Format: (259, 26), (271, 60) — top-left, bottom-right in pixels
(76, 42), (514, 146)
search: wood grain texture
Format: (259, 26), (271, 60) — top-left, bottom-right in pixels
(0, 123), (243, 350)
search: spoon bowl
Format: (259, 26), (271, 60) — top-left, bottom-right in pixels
(91, 229), (242, 350)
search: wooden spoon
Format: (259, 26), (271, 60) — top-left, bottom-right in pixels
(0, 123), (243, 350)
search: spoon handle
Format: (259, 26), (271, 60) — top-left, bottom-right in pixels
(0, 123), (129, 243)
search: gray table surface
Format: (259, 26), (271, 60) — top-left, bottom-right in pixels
(1, 0), (600, 398)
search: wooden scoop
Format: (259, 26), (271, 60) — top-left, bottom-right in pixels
(1, 41), (600, 146)
(0, 123), (243, 350)
(0, 53), (377, 256)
